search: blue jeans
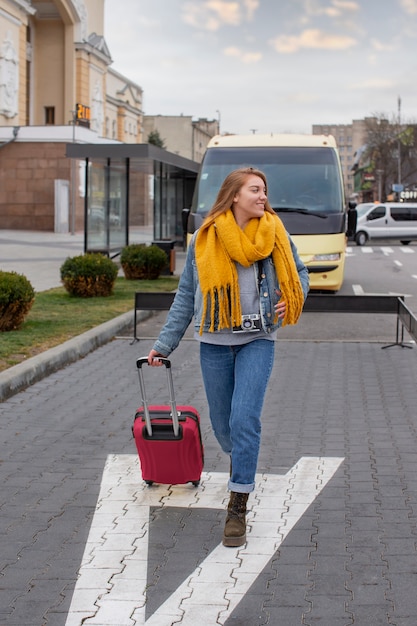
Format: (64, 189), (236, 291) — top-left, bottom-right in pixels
(199, 340), (275, 493)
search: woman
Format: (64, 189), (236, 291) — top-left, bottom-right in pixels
(147, 167), (309, 547)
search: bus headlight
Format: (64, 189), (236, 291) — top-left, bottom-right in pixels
(312, 253), (341, 262)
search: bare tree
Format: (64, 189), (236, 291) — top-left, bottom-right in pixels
(363, 114), (417, 200)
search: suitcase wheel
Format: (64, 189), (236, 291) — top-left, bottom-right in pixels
(144, 480), (199, 487)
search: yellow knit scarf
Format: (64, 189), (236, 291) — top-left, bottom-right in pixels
(195, 209), (305, 334)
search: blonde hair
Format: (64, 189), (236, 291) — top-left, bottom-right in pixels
(204, 167), (275, 223)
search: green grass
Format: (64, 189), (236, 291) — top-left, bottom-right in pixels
(0, 276), (179, 372)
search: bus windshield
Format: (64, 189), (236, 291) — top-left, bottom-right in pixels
(191, 146), (344, 218)
(187, 136), (347, 291)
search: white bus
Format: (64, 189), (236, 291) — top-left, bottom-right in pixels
(184, 133), (347, 292)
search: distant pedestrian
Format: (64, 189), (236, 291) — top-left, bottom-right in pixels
(147, 167), (309, 546)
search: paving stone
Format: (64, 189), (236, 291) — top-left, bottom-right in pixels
(343, 604), (392, 625)
(1, 336), (417, 624)
(222, 590), (271, 625)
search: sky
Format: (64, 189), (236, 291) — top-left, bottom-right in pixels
(103, 0), (417, 136)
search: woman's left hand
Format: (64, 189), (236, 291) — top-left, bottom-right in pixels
(275, 290), (286, 319)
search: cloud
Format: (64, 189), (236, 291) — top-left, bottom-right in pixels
(182, 0), (259, 31)
(330, 0), (359, 12)
(371, 38), (396, 52)
(350, 78), (395, 90)
(270, 29), (357, 53)
(243, 0), (259, 20)
(303, 0), (359, 18)
(322, 0), (359, 17)
(399, 0), (417, 14)
(287, 92), (320, 104)
(224, 46), (262, 63)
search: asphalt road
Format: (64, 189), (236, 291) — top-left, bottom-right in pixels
(287, 240), (417, 344)
(343, 241), (417, 306)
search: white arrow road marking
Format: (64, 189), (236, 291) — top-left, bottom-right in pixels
(65, 455), (343, 626)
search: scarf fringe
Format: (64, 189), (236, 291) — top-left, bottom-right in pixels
(200, 282), (242, 335)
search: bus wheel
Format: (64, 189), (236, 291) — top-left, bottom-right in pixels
(400, 240), (411, 245)
(355, 231), (367, 246)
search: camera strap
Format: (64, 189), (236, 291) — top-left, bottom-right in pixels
(257, 259), (264, 286)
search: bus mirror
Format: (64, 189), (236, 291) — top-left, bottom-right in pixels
(182, 208), (190, 233)
(182, 208), (191, 250)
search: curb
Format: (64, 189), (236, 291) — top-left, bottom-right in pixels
(0, 310), (151, 402)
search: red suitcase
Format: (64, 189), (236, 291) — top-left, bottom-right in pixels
(133, 357), (204, 486)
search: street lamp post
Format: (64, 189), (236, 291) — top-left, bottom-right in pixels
(397, 96), (402, 185)
(216, 109), (221, 134)
(70, 110), (76, 236)
(376, 169), (384, 202)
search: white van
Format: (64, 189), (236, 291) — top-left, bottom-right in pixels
(355, 202), (417, 246)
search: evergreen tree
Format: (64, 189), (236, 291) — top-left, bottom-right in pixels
(147, 129), (166, 149)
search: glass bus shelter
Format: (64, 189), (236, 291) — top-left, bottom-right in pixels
(66, 143), (199, 255)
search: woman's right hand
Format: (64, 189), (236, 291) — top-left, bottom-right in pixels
(147, 349), (166, 366)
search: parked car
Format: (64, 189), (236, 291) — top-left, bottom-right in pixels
(355, 202), (417, 246)
(88, 207), (121, 231)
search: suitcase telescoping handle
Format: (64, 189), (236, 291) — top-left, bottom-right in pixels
(136, 357), (180, 438)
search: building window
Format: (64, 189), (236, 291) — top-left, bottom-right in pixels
(45, 106), (55, 125)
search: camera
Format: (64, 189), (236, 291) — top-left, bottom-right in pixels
(232, 314), (262, 333)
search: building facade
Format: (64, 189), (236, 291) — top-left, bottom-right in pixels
(0, 0), (219, 234)
(312, 119), (371, 201)
(143, 115), (219, 163)
(0, 0), (147, 232)
(0, 0), (143, 138)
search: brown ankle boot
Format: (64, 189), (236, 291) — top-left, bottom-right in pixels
(223, 492), (249, 547)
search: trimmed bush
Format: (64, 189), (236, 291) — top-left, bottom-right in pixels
(120, 244), (168, 280)
(0, 271), (35, 331)
(60, 253), (119, 297)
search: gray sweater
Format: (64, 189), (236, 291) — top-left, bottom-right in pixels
(195, 262), (276, 345)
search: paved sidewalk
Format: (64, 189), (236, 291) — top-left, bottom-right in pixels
(1, 230), (417, 625)
(1, 323), (417, 625)
(0, 229), (85, 292)
(0, 228), (156, 292)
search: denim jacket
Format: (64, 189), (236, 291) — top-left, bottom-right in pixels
(153, 231), (309, 357)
